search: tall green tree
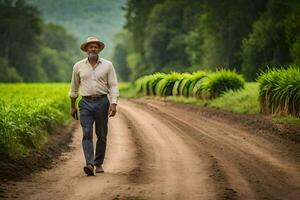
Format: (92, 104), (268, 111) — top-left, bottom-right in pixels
(144, 0), (201, 72)
(124, 0), (162, 79)
(196, 0), (268, 71)
(0, 58), (23, 82)
(115, 0), (300, 81)
(124, 0), (202, 79)
(0, 0), (81, 82)
(241, 0), (298, 80)
(111, 30), (131, 81)
(0, 0), (45, 81)
(284, 2), (300, 66)
(38, 22), (81, 82)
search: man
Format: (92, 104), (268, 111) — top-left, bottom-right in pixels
(69, 36), (119, 176)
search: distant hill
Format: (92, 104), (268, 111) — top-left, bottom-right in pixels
(26, 0), (126, 58)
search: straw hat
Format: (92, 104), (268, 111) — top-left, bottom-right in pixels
(80, 36), (105, 52)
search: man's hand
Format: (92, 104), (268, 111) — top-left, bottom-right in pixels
(70, 107), (78, 120)
(109, 104), (117, 117)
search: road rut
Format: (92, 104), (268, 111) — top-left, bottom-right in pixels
(2, 99), (300, 200)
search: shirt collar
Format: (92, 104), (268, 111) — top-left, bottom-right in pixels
(85, 57), (102, 64)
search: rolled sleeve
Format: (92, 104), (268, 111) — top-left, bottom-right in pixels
(69, 65), (80, 98)
(107, 62), (119, 104)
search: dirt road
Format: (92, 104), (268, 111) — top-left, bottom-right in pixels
(2, 99), (300, 200)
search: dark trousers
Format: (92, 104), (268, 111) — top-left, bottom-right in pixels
(78, 97), (110, 166)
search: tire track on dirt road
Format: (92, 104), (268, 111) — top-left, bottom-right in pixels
(120, 100), (244, 200)
(118, 102), (217, 200)
(134, 99), (300, 200)
(2, 108), (147, 200)
(2, 98), (300, 200)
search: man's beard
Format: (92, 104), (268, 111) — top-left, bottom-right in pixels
(88, 52), (99, 60)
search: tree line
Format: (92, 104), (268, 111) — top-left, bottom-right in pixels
(0, 0), (81, 82)
(26, 0), (126, 59)
(112, 0), (300, 81)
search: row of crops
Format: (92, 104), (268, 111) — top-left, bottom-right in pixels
(259, 67), (300, 117)
(0, 67), (298, 161)
(0, 83), (71, 160)
(135, 69), (245, 99)
(134, 67), (300, 117)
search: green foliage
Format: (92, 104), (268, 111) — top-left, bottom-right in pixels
(147, 73), (167, 95)
(258, 67), (300, 117)
(118, 82), (133, 97)
(125, 0), (161, 55)
(172, 73), (190, 96)
(156, 72), (182, 96)
(284, 4), (300, 66)
(134, 72), (167, 96)
(241, 15), (291, 80)
(172, 71), (207, 97)
(272, 116), (300, 125)
(38, 47), (70, 82)
(119, 82), (143, 99)
(0, 83), (71, 160)
(119, 82), (131, 91)
(241, 0), (300, 80)
(121, 0), (299, 81)
(26, 0), (126, 58)
(111, 30), (132, 81)
(38, 22), (81, 82)
(165, 82), (260, 114)
(184, 71), (207, 97)
(208, 82), (259, 113)
(40, 23), (78, 54)
(0, 1), (81, 82)
(0, 0), (43, 81)
(125, 0), (202, 78)
(0, 58), (23, 82)
(135, 74), (155, 95)
(144, 0), (196, 72)
(193, 69), (245, 99)
(197, 0), (268, 71)
(122, 0), (273, 79)
(127, 52), (149, 81)
(185, 29), (206, 68)
(134, 70), (243, 99)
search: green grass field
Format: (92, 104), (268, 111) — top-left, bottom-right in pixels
(0, 82), (136, 160)
(208, 82), (259, 114)
(160, 83), (259, 114)
(1, 81), (298, 162)
(0, 83), (71, 160)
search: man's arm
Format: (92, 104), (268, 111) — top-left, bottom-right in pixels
(107, 62), (119, 117)
(70, 97), (77, 109)
(70, 97), (78, 119)
(69, 65), (79, 119)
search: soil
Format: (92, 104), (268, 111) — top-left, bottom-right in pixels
(1, 99), (299, 200)
(0, 122), (77, 182)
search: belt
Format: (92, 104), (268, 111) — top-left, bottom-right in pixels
(82, 94), (107, 100)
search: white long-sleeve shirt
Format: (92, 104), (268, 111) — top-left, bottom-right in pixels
(69, 57), (119, 104)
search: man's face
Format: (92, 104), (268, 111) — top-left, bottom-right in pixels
(86, 42), (101, 55)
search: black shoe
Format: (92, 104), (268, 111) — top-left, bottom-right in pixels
(83, 164), (95, 176)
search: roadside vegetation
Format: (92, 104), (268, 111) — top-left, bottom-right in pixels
(258, 67), (300, 117)
(0, 83), (71, 161)
(0, 82), (137, 162)
(113, 0), (300, 83)
(119, 67), (300, 125)
(1, 0), (299, 169)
